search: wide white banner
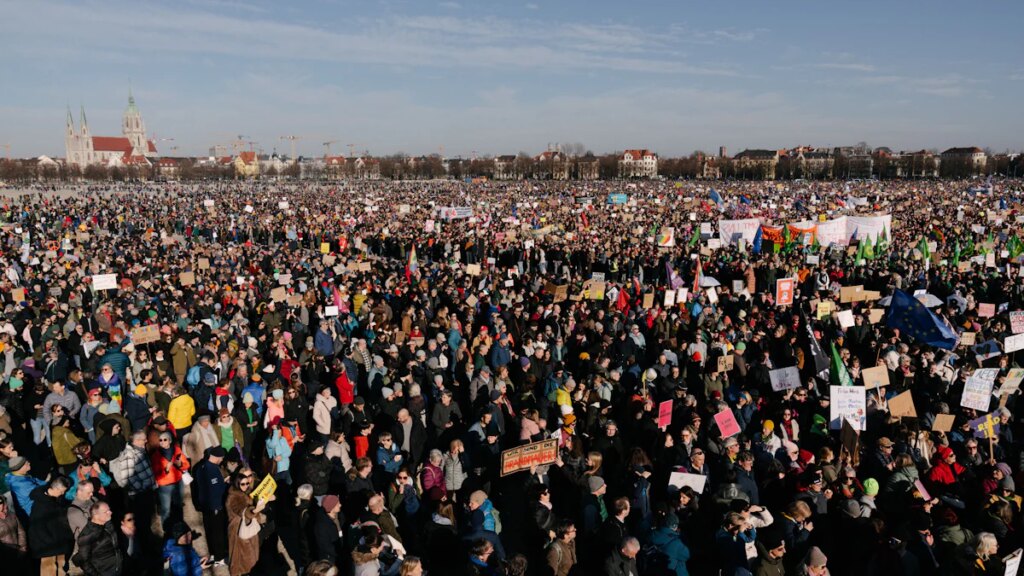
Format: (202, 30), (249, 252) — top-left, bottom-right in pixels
(847, 215), (892, 243)
(816, 216), (849, 247)
(718, 218), (761, 245)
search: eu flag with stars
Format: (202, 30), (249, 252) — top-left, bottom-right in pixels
(885, 289), (958, 350)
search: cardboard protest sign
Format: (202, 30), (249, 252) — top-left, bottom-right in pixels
(10, 288), (25, 303)
(323, 254), (336, 266)
(932, 413), (956, 433)
(840, 419), (859, 460)
(962, 368), (999, 411)
(130, 324), (161, 345)
(179, 272), (196, 287)
(500, 439), (558, 476)
(286, 294), (304, 307)
(323, 305), (339, 317)
(92, 274), (118, 291)
(960, 331), (977, 346)
(657, 400), (673, 429)
(840, 285), (865, 303)
(664, 290), (676, 307)
(806, 255), (820, 265)
(642, 293), (655, 309)
(714, 409), (741, 438)
(668, 472), (706, 493)
(198, 258), (210, 270)
(250, 474), (277, 504)
(585, 280), (606, 301)
(868, 308), (885, 324)
(270, 287), (287, 303)
(830, 386), (867, 431)
(889, 390), (917, 418)
(769, 366), (801, 392)
(717, 355), (735, 373)
(978, 303), (996, 318)
(861, 365), (890, 390)
(776, 278), (794, 306)
(358, 262), (371, 272)
(466, 264), (481, 276)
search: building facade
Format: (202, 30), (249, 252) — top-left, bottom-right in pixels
(618, 149), (658, 178)
(65, 92), (157, 168)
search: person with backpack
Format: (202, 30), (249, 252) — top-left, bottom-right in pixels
(646, 512), (691, 576)
(545, 519), (578, 576)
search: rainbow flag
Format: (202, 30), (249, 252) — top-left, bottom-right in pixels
(405, 245), (418, 283)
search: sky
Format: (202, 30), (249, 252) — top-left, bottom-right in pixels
(1, 0), (1022, 159)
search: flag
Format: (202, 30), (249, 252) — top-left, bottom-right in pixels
(1011, 235), (1024, 259)
(405, 245), (418, 283)
(885, 289), (958, 350)
(863, 236), (876, 260)
(850, 227), (858, 242)
(953, 241), (961, 265)
(854, 240), (866, 263)
(580, 210), (589, 229)
(710, 188), (723, 207)
(657, 227), (675, 247)
(917, 237), (930, 260)
(1001, 197), (1008, 210)
(740, 195), (750, 205)
(615, 287), (630, 312)
(874, 232), (883, 254)
(693, 257), (703, 294)
(687, 230), (699, 249)
(666, 261), (684, 289)
(752, 226), (763, 254)
(803, 313), (830, 381)
(830, 342), (854, 387)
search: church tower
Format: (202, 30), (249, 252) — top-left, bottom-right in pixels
(122, 88), (148, 155)
(80, 105), (93, 165)
(64, 106), (77, 166)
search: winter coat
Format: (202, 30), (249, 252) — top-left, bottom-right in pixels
(311, 507), (342, 564)
(225, 487), (261, 576)
(649, 526), (692, 576)
(75, 521), (123, 576)
(28, 489), (74, 558)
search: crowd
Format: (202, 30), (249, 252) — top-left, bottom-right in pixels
(0, 176), (1023, 576)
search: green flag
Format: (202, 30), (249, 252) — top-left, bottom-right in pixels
(918, 237), (931, 260)
(830, 342), (854, 387)
(864, 235), (876, 260)
(855, 239), (866, 263)
(953, 240), (962, 265)
(688, 231), (699, 249)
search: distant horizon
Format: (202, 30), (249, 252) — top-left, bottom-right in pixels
(2, 0), (1022, 158)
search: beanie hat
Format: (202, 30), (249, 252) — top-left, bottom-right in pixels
(840, 499), (862, 518)
(762, 420), (775, 432)
(520, 356), (531, 367)
(322, 494), (340, 511)
(806, 546), (828, 568)
(1001, 477), (1016, 492)
(587, 476), (606, 493)
(863, 478), (879, 496)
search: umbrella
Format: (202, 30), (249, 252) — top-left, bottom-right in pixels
(916, 293), (943, 308)
(699, 276), (721, 288)
(878, 296), (893, 307)
(947, 294), (967, 315)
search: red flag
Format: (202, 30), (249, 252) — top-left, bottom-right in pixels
(616, 287), (630, 312)
(693, 257), (703, 294)
(581, 210), (589, 229)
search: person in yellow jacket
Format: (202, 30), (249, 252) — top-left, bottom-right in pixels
(167, 386), (196, 435)
(51, 414), (84, 473)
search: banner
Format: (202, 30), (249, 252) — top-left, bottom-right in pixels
(718, 218), (761, 245)
(607, 193), (628, 205)
(816, 216), (849, 247)
(787, 222), (818, 246)
(437, 206), (474, 220)
(500, 439), (558, 476)
(847, 215), (892, 243)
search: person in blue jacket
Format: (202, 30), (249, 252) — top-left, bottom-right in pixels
(648, 512), (692, 576)
(163, 522), (211, 576)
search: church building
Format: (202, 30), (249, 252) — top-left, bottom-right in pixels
(65, 91), (157, 168)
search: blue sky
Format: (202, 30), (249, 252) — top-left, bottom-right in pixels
(1, 0), (1022, 158)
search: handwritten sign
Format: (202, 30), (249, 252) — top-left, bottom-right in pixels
(714, 409), (741, 439)
(500, 439), (558, 476)
(769, 366), (801, 392)
(130, 324), (162, 345)
(250, 474), (277, 503)
(1000, 368), (1024, 397)
(830, 385), (866, 431)
(92, 274), (118, 291)
(962, 368), (999, 411)
(978, 303), (996, 318)
(668, 472), (706, 493)
(861, 365), (890, 390)
(179, 272), (196, 287)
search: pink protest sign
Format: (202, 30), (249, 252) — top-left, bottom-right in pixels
(658, 400), (673, 429)
(714, 409), (741, 439)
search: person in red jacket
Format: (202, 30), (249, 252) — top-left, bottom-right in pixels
(927, 445), (967, 504)
(151, 430), (191, 530)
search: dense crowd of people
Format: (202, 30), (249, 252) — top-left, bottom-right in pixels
(1, 177), (1024, 576)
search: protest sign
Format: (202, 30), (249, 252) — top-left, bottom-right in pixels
(840, 285), (865, 303)
(1011, 311), (1024, 334)
(769, 366), (801, 392)
(932, 413), (956, 433)
(816, 300), (834, 320)
(999, 368), (1024, 396)
(914, 480), (932, 502)
(868, 309), (885, 324)
(500, 439), (558, 476)
(776, 278), (794, 306)
(973, 340), (1001, 361)
(10, 288), (24, 303)
(664, 290), (676, 307)
(960, 331), (977, 346)
(705, 287), (718, 304)
(978, 303), (996, 318)
(861, 365), (890, 390)
(837, 310), (855, 329)
(1007, 334), (1024, 353)
(92, 274), (117, 291)
(668, 472), (707, 493)
(324, 305), (339, 317)
(466, 264), (481, 276)
(203, 199), (215, 207)
(1003, 548), (1022, 576)
(642, 293), (655, 309)
(320, 242), (330, 254)
(717, 355), (734, 373)
(179, 272), (196, 287)
(130, 324), (161, 345)
(714, 409), (741, 438)
(270, 287), (287, 303)
(830, 386), (866, 431)
(732, 280), (744, 293)
(657, 400), (673, 429)
(198, 258), (210, 270)
(889, 390), (917, 418)
(962, 368), (999, 411)
(806, 255), (819, 265)
(250, 474), (277, 503)
(969, 413), (1001, 439)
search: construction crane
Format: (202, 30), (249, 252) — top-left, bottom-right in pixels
(245, 141), (257, 153)
(347, 143), (361, 158)
(280, 136), (302, 162)
(322, 140), (338, 157)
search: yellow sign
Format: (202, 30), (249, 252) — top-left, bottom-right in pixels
(320, 242), (330, 254)
(251, 474), (277, 503)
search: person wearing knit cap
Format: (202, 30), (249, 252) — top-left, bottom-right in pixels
(859, 478), (879, 517)
(581, 476), (608, 535)
(800, 546), (829, 575)
(312, 494), (343, 563)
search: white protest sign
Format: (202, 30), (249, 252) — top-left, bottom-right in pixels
(837, 310), (855, 329)
(830, 386), (866, 431)
(769, 366), (802, 392)
(1006, 333), (1024, 354)
(961, 368), (999, 411)
(324, 305), (339, 317)
(92, 274), (118, 291)
(664, 290), (676, 306)
(999, 368), (1024, 397)
(1012, 311), (1024, 334)
(668, 472), (707, 493)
